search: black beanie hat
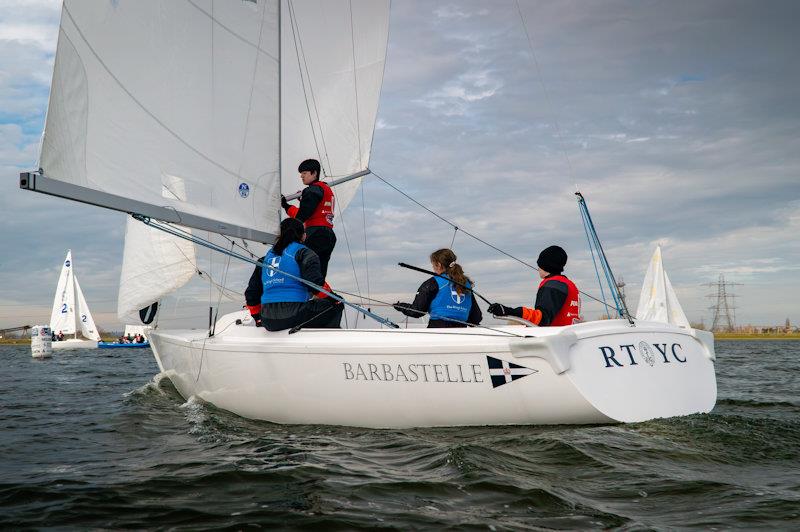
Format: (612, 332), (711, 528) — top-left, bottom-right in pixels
(537, 245), (567, 274)
(298, 159), (321, 176)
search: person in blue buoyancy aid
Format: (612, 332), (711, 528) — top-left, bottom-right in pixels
(393, 248), (482, 328)
(245, 218), (343, 331)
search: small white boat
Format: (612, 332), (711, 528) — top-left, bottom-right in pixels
(50, 250), (100, 350)
(149, 311), (716, 429)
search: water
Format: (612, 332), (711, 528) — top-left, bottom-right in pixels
(1, 342), (799, 529)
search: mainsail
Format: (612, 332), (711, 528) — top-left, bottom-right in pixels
(27, 0), (390, 241)
(50, 250), (76, 335)
(635, 246), (690, 328)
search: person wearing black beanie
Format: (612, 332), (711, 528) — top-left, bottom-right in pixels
(487, 245), (581, 326)
(280, 158), (337, 280)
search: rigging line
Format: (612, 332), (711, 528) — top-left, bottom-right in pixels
(287, 0), (323, 166)
(361, 182), (371, 307)
(348, 0), (363, 168)
(370, 170), (538, 270)
(374, 169), (619, 312)
(210, 240), (235, 337)
(288, 0), (333, 174)
(185, 0), (279, 62)
(134, 215), (398, 328)
(514, 0), (575, 182)
(334, 198), (364, 307)
(61, 5), (243, 182)
(450, 226), (458, 249)
(579, 202), (609, 313)
(236, 0), (269, 177)
(170, 238), (243, 300)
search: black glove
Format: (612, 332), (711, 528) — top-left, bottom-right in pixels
(281, 194), (290, 210)
(393, 301), (408, 313)
(488, 303), (508, 316)
(251, 314), (262, 327)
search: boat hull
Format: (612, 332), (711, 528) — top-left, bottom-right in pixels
(52, 339), (98, 350)
(98, 341), (150, 349)
(149, 313), (716, 428)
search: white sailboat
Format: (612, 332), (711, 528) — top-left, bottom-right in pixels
(22, 1), (716, 428)
(636, 245), (691, 328)
(50, 250), (101, 350)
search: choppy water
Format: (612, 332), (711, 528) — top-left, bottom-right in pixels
(1, 341), (799, 529)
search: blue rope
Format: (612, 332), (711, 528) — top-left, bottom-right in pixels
(579, 203), (609, 312)
(577, 196), (625, 318)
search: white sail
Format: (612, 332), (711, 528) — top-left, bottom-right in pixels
(124, 324), (150, 340)
(49, 250), (76, 335)
(39, 0), (282, 240)
(35, 0), (390, 239)
(74, 277), (101, 341)
(636, 246), (690, 328)
(281, 0), (390, 210)
(117, 175), (197, 323)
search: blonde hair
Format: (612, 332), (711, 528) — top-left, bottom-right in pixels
(430, 248), (471, 295)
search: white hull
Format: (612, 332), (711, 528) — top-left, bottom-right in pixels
(149, 312), (717, 429)
(52, 339), (98, 350)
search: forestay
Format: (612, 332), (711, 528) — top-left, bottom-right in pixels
(32, 0), (390, 242)
(635, 245), (690, 328)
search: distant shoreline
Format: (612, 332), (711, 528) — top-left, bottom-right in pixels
(712, 333), (800, 340)
(2, 333), (798, 345)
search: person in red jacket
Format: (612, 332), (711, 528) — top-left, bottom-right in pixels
(488, 245), (580, 326)
(281, 159), (337, 279)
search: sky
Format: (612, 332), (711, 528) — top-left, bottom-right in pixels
(1, 0), (798, 332)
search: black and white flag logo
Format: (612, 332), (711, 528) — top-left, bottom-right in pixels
(487, 356), (537, 388)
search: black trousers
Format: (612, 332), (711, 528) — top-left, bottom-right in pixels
(262, 299), (343, 332)
(304, 226), (337, 279)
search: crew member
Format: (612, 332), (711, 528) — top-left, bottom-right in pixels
(281, 159), (337, 279)
(488, 245), (580, 326)
(245, 218), (342, 332)
(393, 248), (482, 328)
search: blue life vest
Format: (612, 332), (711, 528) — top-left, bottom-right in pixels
(429, 274), (472, 322)
(261, 242), (310, 304)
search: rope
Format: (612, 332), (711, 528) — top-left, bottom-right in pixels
(515, 0), (575, 183)
(134, 215), (399, 329)
(335, 195), (364, 306)
(348, 0), (363, 169)
(371, 170), (619, 312)
(287, 0), (332, 173)
(361, 182), (371, 313)
(287, 0), (322, 165)
(371, 170), (538, 270)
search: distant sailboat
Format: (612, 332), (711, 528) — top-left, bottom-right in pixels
(50, 250), (100, 350)
(636, 246), (691, 328)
